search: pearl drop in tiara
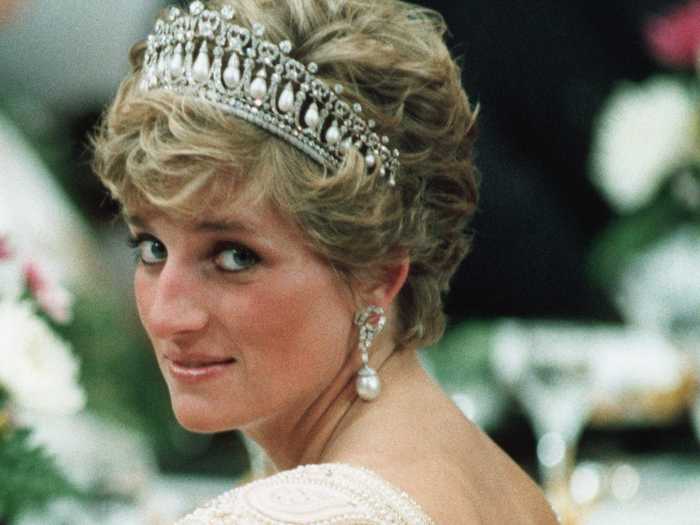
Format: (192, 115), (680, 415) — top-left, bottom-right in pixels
(140, 1), (401, 185)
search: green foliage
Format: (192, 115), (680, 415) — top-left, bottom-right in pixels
(53, 292), (165, 435)
(588, 173), (700, 290)
(0, 387), (7, 411)
(0, 428), (78, 523)
(424, 320), (495, 386)
(56, 291), (248, 477)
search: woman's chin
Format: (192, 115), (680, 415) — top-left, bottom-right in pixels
(174, 413), (220, 433)
(170, 395), (234, 433)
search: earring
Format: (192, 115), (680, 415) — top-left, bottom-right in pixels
(354, 305), (386, 401)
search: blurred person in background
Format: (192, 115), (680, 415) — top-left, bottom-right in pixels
(91, 0), (558, 523)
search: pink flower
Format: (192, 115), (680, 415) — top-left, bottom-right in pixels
(645, 0), (700, 68)
(0, 235), (13, 261)
(23, 261), (73, 324)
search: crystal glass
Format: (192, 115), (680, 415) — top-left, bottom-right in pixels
(523, 348), (594, 523)
(493, 322), (596, 523)
(688, 348), (700, 446)
(668, 324), (700, 445)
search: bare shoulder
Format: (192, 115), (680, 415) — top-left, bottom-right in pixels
(369, 453), (558, 525)
(373, 457), (484, 524)
(336, 403), (558, 525)
(323, 360), (558, 524)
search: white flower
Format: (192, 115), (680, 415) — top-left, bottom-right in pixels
(591, 77), (697, 212)
(24, 260), (74, 324)
(0, 258), (23, 302)
(617, 227), (700, 335)
(0, 300), (85, 415)
(17, 412), (155, 493)
(0, 233), (75, 322)
(0, 235), (23, 301)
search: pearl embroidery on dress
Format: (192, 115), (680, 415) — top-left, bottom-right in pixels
(176, 463), (436, 524)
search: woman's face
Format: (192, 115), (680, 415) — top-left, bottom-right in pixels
(127, 196), (356, 433)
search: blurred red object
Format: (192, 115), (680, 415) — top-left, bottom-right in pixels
(0, 235), (13, 260)
(645, 0), (700, 67)
(23, 261), (73, 324)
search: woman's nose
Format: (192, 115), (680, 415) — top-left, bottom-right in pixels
(141, 260), (209, 339)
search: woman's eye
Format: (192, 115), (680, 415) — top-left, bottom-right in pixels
(128, 236), (167, 265)
(215, 245), (260, 272)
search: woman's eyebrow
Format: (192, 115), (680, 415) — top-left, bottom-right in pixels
(122, 214), (269, 245)
(123, 214), (255, 234)
(194, 219), (256, 234)
(196, 219), (278, 251)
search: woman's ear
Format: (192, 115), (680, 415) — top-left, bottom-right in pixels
(357, 256), (410, 310)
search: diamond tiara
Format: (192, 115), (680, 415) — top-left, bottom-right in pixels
(140, 1), (400, 185)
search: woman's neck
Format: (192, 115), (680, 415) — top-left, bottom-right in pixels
(242, 336), (416, 471)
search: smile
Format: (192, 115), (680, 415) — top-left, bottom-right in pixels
(165, 356), (237, 383)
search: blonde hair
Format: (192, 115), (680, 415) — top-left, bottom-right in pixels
(92, 0), (479, 348)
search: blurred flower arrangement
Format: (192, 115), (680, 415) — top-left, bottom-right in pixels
(461, 6), (700, 520)
(590, 0), (700, 342)
(0, 233), (84, 522)
(0, 229), (217, 524)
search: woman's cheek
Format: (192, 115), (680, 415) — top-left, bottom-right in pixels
(237, 281), (298, 340)
(239, 269), (350, 362)
(133, 268), (155, 333)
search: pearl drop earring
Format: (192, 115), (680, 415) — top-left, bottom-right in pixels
(354, 305), (386, 401)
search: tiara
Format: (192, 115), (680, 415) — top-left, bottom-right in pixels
(140, 1), (400, 185)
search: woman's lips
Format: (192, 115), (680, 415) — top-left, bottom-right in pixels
(165, 355), (237, 383)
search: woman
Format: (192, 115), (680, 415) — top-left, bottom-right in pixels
(93, 0), (558, 523)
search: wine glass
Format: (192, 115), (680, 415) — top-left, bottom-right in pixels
(493, 321), (596, 523)
(686, 339), (700, 446)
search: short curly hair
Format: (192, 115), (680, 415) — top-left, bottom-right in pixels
(92, 0), (479, 348)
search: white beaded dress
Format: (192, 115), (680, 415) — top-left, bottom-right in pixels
(176, 463), (436, 524)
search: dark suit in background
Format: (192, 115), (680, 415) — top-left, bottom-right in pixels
(419, 0), (677, 321)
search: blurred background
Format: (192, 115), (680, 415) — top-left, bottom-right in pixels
(1, 0), (699, 523)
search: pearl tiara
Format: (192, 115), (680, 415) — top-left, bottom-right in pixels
(140, 1), (401, 185)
